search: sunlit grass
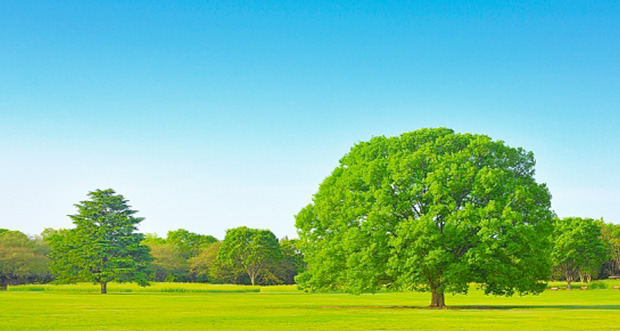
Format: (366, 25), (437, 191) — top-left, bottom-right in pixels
(8, 282), (267, 293)
(2, 282), (620, 330)
(8, 282), (305, 293)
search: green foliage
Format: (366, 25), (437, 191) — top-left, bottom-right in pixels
(599, 221), (620, 276)
(144, 240), (188, 282)
(218, 227), (282, 285)
(48, 189), (152, 292)
(552, 217), (607, 285)
(274, 238), (306, 284)
(189, 242), (222, 283)
(296, 128), (554, 305)
(142, 229), (218, 282)
(166, 229), (217, 260)
(0, 230), (51, 289)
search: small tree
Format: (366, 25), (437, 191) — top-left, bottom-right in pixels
(552, 217), (606, 289)
(49, 189), (152, 294)
(218, 227), (282, 285)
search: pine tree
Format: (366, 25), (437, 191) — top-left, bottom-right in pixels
(49, 189), (151, 294)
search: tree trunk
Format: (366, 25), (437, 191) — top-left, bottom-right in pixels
(100, 282), (107, 294)
(0, 281), (7, 291)
(250, 274), (255, 286)
(430, 289), (446, 308)
(565, 272), (573, 290)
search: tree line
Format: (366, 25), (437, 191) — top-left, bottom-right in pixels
(1, 129), (619, 307)
(0, 192), (617, 292)
(1, 190), (305, 292)
(144, 227), (303, 286)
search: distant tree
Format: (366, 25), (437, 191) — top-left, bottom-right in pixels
(552, 217), (606, 289)
(143, 233), (166, 245)
(275, 238), (306, 284)
(144, 240), (187, 282)
(189, 241), (221, 282)
(141, 230), (217, 282)
(218, 227), (282, 285)
(48, 189), (152, 294)
(598, 221), (620, 277)
(0, 231), (50, 290)
(296, 128), (554, 307)
(167, 229), (217, 260)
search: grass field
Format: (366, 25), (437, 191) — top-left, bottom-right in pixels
(2, 281), (620, 330)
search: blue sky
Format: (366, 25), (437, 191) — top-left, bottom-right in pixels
(1, 1), (619, 239)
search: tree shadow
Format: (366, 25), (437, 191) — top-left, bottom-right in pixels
(321, 305), (620, 310)
(445, 305), (620, 310)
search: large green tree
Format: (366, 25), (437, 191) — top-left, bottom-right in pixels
(295, 128), (554, 307)
(552, 217), (606, 289)
(218, 227), (282, 285)
(49, 189), (152, 294)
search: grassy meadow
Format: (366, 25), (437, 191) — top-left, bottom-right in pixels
(2, 281), (620, 330)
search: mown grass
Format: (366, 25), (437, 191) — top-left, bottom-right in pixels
(1, 281), (620, 330)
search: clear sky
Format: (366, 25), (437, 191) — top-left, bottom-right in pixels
(1, 1), (618, 239)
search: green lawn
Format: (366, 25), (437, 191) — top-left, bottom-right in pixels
(1, 282), (620, 330)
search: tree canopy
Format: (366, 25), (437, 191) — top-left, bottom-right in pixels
(0, 230), (50, 290)
(552, 217), (606, 288)
(295, 128), (554, 307)
(49, 189), (152, 294)
(189, 241), (222, 283)
(167, 229), (217, 260)
(144, 239), (187, 282)
(142, 229), (217, 282)
(599, 221), (620, 277)
(274, 238), (306, 284)
(218, 227), (282, 285)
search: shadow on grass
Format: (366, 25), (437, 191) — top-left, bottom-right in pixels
(321, 305), (620, 310)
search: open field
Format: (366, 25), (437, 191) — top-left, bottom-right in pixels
(2, 282), (620, 330)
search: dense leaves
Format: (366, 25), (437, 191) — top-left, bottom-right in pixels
(189, 242), (223, 283)
(0, 231), (51, 290)
(143, 229), (217, 282)
(552, 217), (607, 288)
(141, 229), (300, 285)
(218, 227), (282, 285)
(599, 222), (620, 277)
(296, 128), (554, 306)
(274, 238), (306, 284)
